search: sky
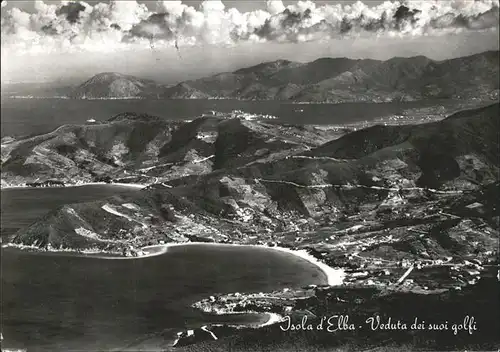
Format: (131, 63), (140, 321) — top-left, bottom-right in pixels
(1, 0), (499, 84)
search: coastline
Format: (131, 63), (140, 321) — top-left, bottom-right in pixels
(141, 243), (345, 286)
(211, 311), (285, 329)
(2, 241), (338, 336)
(260, 312), (285, 327)
(1, 243), (124, 257)
(1, 242), (345, 286)
(0, 182), (147, 190)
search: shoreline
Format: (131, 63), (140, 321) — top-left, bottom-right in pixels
(1, 243), (124, 257)
(259, 312), (285, 327)
(207, 311), (285, 329)
(112, 242), (345, 286)
(0, 182), (147, 190)
(2, 243), (340, 347)
(2, 242), (344, 286)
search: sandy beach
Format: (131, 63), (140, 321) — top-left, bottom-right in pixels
(259, 312), (285, 327)
(2, 240), (344, 286)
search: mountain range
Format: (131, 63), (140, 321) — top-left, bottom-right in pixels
(67, 51), (499, 103)
(3, 103), (498, 254)
(3, 102), (499, 349)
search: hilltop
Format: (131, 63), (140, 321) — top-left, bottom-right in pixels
(69, 72), (168, 99)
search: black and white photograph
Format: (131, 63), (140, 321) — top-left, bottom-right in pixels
(1, 0), (499, 351)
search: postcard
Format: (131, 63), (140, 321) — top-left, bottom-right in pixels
(1, 1), (499, 351)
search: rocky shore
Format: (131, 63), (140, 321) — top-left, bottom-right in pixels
(1, 180), (146, 190)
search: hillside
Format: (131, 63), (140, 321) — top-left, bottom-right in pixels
(161, 51), (499, 103)
(67, 51), (499, 103)
(4, 103), (499, 349)
(0, 111), (335, 187)
(69, 72), (168, 99)
(5, 102), (498, 257)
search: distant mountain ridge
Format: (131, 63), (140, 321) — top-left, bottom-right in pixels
(69, 72), (168, 99)
(70, 51), (499, 102)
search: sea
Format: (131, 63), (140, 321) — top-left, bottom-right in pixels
(0, 97), (456, 138)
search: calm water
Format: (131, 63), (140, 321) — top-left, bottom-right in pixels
(0, 97), (450, 138)
(1, 186), (326, 351)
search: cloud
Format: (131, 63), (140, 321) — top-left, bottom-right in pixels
(126, 13), (173, 41)
(56, 1), (87, 24)
(1, 0), (499, 55)
(267, 1), (286, 15)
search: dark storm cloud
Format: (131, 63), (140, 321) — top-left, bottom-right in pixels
(393, 5), (421, 30)
(125, 12), (174, 41)
(56, 2), (87, 24)
(254, 8), (313, 41)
